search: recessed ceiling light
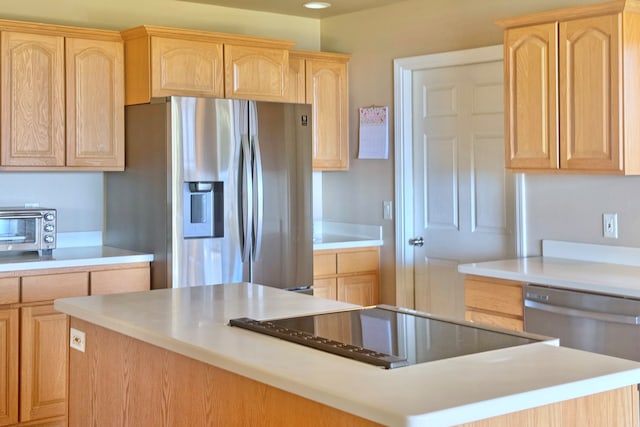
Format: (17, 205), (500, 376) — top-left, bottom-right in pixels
(304, 2), (331, 10)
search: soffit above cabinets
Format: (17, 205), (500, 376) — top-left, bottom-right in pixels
(176, 0), (408, 18)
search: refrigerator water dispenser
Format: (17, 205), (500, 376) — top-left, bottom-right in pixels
(183, 182), (224, 238)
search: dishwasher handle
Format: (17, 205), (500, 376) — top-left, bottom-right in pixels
(525, 299), (640, 325)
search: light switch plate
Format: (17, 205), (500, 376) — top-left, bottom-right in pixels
(603, 213), (618, 239)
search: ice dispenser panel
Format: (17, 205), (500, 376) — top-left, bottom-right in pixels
(183, 182), (223, 238)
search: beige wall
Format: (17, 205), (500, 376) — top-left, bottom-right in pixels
(0, 0), (320, 49)
(319, 0), (609, 305)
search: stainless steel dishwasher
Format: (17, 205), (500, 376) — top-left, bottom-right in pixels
(524, 284), (640, 361)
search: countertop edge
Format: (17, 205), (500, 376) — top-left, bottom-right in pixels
(0, 246), (154, 273)
(313, 239), (383, 251)
(458, 257), (640, 298)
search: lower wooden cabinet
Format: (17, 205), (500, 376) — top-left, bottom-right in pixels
(20, 305), (68, 423)
(464, 275), (525, 332)
(313, 247), (379, 306)
(0, 262), (150, 427)
(0, 308), (18, 426)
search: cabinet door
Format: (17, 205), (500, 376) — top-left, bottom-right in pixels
(504, 23), (558, 170)
(151, 37), (224, 98)
(337, 274), (378, 306)
(224, 44), (288, 101)
(20, 305), (67, 422)
(306, 59), (349, 171)
(1, 32), (65, 167)
(312, 278), (337, 300)
(66, 37), (125, 170)
(0, 308), (18, 427)
(560, 14), (621, 171)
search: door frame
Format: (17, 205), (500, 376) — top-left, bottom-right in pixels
(392, 45), (526, 308)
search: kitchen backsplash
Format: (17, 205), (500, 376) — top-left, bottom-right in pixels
(0, 172), (104, 232)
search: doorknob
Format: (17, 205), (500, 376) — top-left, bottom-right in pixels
(409, 237), (424, 247)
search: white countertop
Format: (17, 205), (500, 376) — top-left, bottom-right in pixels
(54, 283), (640, 427)
(0, 246), (153, 272)
(458, 240), (640, 298)
(313, 221), (383, 250)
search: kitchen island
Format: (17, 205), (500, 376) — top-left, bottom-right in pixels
(55, 283), (640, 427)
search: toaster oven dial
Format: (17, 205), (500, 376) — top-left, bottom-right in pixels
(44, 224), (54, 232)
(44, 213), (55, 221)
(44, 235), (54, 244)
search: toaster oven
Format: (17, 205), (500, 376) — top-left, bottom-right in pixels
(0, 208), (56, 256)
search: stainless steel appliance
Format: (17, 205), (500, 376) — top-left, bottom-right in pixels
(230, 305), (554, 369)
(0, 207), (56, 256)
(105, 97), (313, 290)
(524, 284), (640, 361)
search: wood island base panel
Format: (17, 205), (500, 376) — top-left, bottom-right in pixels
(68, 318), (383, 427)
(69, 317), (639, 427)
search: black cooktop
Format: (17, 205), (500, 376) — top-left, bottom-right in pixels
(229, 305), (550, 369)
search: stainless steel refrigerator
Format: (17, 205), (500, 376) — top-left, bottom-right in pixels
(105, 96), (313, 291)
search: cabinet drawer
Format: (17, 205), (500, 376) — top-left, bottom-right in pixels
(465, 309), (523, 332)
(22, 272), (89, 303)
(313, 252), (337, 276)
(90, 267), (150, 295)
(0, 277), (19, 304)
(337, 250), (378, 274)
(465, 278), (524, 317)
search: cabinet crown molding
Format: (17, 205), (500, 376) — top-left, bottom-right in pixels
(290, 49), (351, 62)
(121, 25), (295, 49)
(0, 18), (121, 41)
(496, 0), (640, 28)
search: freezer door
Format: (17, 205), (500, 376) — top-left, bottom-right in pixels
(249, 102), (313, 289)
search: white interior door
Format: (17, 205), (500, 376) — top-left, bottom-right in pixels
(394, 46), (521, 319)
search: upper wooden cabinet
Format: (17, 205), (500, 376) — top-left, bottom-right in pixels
(0, 21), (124, 171)
(121, 26), (293, 105)
(290, 51), (351, 171)
(1, 32), (65, 168)
(66, 37), (124, 168)
(499, 1), (640, 174)
(224, 44), (289, 101)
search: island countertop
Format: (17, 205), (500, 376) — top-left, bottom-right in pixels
(54, 283), (640, 427)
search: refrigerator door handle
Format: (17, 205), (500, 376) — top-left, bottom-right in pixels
(252, 135), (264, 260)
(239, 135), (253, 262)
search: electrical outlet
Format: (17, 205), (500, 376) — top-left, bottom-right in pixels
(70, 328), (86, 352)
(603, 213), (618, 239)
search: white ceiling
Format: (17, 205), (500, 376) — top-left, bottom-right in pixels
(177, 0), (408, 18)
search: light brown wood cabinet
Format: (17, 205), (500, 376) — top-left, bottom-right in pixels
(0, 308), (18, 426)
(1, 31), (65, 168)
(0, 21), (124, 171)
(66, 37), (124, 169)
(464, 275), (525, 332)
(121, 26), (293, 105)
(0, 262), (150, 427)
(224, 43), (289, 101)
(290, 51), (351, 171)
(313, 247), (379, 306)
(500, 1), (640, 174)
